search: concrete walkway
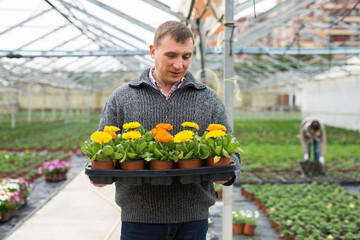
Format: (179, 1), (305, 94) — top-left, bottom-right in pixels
(6, 172), (121, 240)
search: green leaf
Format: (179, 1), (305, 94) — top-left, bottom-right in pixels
(154, 148), (164, 158)
(127, 152), (137, 159)
(215, 146), (222, 156)
(178, 151), (184, 159)
(222, 148), (230, 158)
(176, 145), (187, 154)
(138, 142), (147, 153)
(184, 150), (194, 160)
(226, 142), (238, 153)
(208, 139), (215, 150)
(113, 152), (123, 160)
(199, 144), (210, 159)
(102, 145), (114, 156)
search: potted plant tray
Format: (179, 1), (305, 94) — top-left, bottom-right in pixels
(85, 161), (236, 185)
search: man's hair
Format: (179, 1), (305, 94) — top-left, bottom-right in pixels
(153, 21), (194, 47)
(310, 120), (320, 131)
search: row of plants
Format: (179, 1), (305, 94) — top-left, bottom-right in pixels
(82, 122), (244, 170)
(233, 117), (360, 183)
(0, 116), (99, 151)
(0, 177), (30, 221)
(241, 183), (360, 240)
(234, 119), (360, 145)
(0, 151), (71, 183)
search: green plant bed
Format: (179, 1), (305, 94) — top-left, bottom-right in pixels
(242, 183), (360, 238)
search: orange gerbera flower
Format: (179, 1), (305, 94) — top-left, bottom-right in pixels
(154, 129), (174, 142)
(206, 124), (227, 132)
(150, 128), (159, 135)
(156, 123), (173, 131)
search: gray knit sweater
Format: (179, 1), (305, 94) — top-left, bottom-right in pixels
(98, 68), (241, 223)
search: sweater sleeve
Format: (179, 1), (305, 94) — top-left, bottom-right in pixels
(98, 89), (124, 132)
(210, 92), (241, 183)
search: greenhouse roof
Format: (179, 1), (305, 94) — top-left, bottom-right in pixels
(1, 0), (360, 91)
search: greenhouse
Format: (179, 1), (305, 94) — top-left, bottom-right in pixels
(0, 0), (359, 240)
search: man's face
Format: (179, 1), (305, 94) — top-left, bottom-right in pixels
(150, 35), (193, 85)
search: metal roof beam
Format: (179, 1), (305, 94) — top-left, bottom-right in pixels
(86, 0), (156, 32)
(235, 0), (266, 16)
(0, 9), (52, 36)
(235, 0), (315, 46)
(56, 0), (147, 45)
(15, 24), (70, 50)
(140, 0), (194, 24)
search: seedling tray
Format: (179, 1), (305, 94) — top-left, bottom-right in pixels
(85, 162), (236, 185)
(299, 161), (326, 177)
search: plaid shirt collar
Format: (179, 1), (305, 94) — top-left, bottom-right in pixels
(148, 66), (185, 100)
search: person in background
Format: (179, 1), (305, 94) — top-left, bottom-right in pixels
(91, 20), (241, 240)
(300, 117), (327, 165)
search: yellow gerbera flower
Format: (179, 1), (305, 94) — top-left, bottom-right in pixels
(205, 130), (226, 140)
(105, 131), (116, 139)
(182, 122), (199, 130)
(122, 130), (142, 141)
(91, 131), (113, 144)
(174, 130), (194, 143)
(207, 124), (227, 132)
(104, 126), (120, 132)
(123, 122), (141, 130)
(156, 123), (173, 131)
(155, 129), (174, 142)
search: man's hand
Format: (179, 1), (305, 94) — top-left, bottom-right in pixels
(89, 178), (106, 187)
(214, 180), (227, 185)
(319, 156), (325, 165)
(304, 153), (309, 161)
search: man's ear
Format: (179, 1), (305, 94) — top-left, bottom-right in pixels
(149, 45), (156, 59)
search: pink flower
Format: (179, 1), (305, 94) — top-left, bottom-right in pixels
(38, 167), (43, 175)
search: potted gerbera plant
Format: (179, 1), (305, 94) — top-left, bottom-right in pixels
(147, 123), (179, 170)
(81, 125), (121, 170)
(174, 122), (210, 169)
(116, 122), (153, 170)
(202, 123), (244, 167)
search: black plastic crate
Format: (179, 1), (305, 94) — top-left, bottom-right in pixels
(299, 161), (326, 177)
(85, 162), (236, 185)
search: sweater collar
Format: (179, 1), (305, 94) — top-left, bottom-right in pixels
(129, 68), (206, 90)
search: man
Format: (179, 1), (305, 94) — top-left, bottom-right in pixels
(300, 117), (326, 165)
(93, 20), (241, 240)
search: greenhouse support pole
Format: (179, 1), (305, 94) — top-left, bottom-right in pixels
(223, 0), (234, 239)
(87, 91), (91, 123)
(69, 89), (73, 118)
(27, 82), (32, 124)
(41, 85), (45, 121)
(52, 88), (56, 120)
(11, 86), (16, 129)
